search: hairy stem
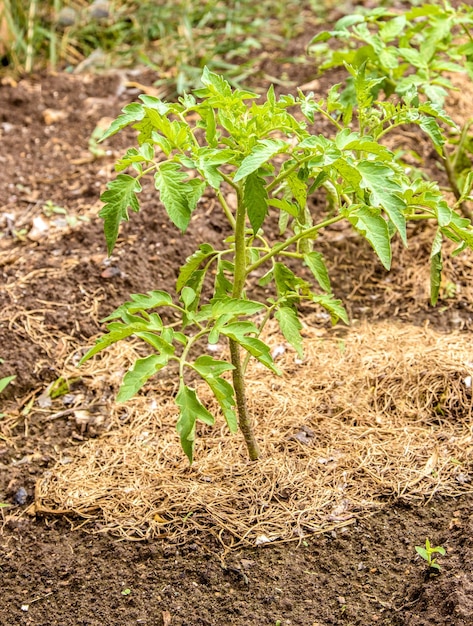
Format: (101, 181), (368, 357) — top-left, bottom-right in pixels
(230, 187), (261, 460)
(444, 150), (473, 222)
(229, 339), (261, 460)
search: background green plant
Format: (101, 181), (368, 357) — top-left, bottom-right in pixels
(1, 0), (320, 92)
(310, 1), (473, 219)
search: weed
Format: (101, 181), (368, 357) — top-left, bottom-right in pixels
(415, 538), (446, 571)
(0, 363), (15, 418)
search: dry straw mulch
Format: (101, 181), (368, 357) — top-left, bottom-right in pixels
(34, 321), (473, 548)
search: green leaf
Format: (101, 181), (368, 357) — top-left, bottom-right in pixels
(286, 171), (307, 210)
(267, 198), (299, 217)
(348, 205), (392, 270)
(128, 291), (173, 312)
(100, 103), (144, 142)
(234, 139), (286, 182)
(304, 252), (332, 293)
(357, 161), (407, 245)
(181, 286), (196, 309)
(117, 354), (168, 402)
(99, 174), (142, 255)
(274, 262), (307, 297)
(205, 376), (238, 433)
(274, 307), (304, 358)
(244, 172), (268, 234)
(379, 15), (407, 42)
(195, 147), (235, 189)
(176, 385), (215, 463)
(135, 331), (175, 356)
(419, 117), (445, 155)
(211, 297), (264, 317)
(177, 244), (215, 292)
(0, 375), (15, 394)
(154, 163), (205, 231)
(221, 324), (280, 374)
(201, 66), (233, 98)
(312, 294), (349, 325)
(101, 291), (173, 321)
(80, 324), (138, 363)
(192, 356), (237, 433)
(193, 355), (234, 377)
(415, 546), (429, 561)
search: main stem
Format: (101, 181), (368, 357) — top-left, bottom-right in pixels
(230, 187), (261, 461)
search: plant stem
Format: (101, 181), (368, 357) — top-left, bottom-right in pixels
(229, 186), (260, 460)
(229, 339), (260, 460)
(443, 149), (473, 221)
(247, 214), (344, 274)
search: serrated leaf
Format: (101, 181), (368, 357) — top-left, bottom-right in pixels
(419, 116), (445, 155)
(274, 262), (307, 297)
(99, 174), (142, 255)
(201, 66), (233, 98)
(357, 161), (407, 245)
(133, 331), (175, 356)
(100, 103), (145, 141)
(176, 385), (215, 463)
(117, 354), (168, 402)
(195, 147), (235, 189)
(267, 198), (299, 217)
(154, 163), (205, 231)
(304, 252), (332, 293)
(234, 139), (286, 182)
(379, 15), (407, 42)
(211, 297), (264, 317)
(348, 205), (392, 270)
(312, 294), (349, 325)
(244, 172), (268, 233)
(205, 376), (238, 433)
(128, 290), (173, 311)
(286, 171), (307, 210)
(80, 324), (138, 363)
(192, 356), (238, 432)
(274, 307), (303, 358)
(221, 325), (280, 374)
(176, 244), (215, 292)
(193, 355), (235, 377)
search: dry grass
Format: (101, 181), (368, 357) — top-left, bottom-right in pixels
(33, 321), (473, 548)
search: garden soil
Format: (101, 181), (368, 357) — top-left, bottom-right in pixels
(2, 34), (473, 626)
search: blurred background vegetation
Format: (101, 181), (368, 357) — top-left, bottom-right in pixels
(0, 0), (339, 93)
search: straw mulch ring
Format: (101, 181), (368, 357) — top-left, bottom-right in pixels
(34, 321), (473, 548)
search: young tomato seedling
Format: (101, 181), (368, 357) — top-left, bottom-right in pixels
(82, 66), (473, 462)
(416, 538), (446, 572)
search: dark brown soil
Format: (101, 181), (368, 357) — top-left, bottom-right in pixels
(1, 20), (473, 626)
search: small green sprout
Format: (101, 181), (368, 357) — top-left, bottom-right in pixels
(415, 538), (446, 571)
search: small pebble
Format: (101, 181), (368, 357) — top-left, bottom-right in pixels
(89, 0), (110, 19)
(14, 487), (28, 505)
(57, 7), (77, 27)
